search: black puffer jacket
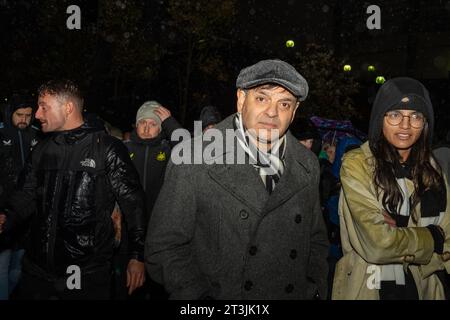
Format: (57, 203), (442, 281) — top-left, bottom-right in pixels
(5, 124), (146, 278)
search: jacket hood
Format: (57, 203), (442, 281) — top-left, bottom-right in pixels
(4, 94), (36, 129)
(368, 77), (433, 149)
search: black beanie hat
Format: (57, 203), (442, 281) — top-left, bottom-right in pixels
(368, 77), (433, 148)
(290, 117), (319, 141)
(199, 105), (222, 129)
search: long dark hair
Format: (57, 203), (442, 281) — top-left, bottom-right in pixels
(371, 121), (443, 223)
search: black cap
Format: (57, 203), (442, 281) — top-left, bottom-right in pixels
(236, 59), (309, 101)
(368, 77), (433, 145)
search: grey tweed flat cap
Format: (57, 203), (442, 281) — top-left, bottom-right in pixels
(236, 59), (309, 101)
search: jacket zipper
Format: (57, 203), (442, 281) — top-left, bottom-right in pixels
(18, 130), (25, 166)
(47, 143), (67, 273)
(143, 145), (149, 192)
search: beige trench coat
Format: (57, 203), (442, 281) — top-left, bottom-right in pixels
(332, 142), (450, 300)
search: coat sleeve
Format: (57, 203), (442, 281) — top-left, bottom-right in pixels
(161, 116), (183, 148)
(105, 137), (146, 262)
(307, 160), (330, 299)
(339, 153), (435, 265)
(145, 160), (213, 299)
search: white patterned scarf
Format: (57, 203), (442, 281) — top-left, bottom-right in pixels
(233, 113), (286, 194)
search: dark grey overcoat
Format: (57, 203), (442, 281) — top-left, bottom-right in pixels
(145, 114), (328, 300)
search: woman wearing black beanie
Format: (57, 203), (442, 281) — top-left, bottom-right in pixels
(333, 77), (450, 300)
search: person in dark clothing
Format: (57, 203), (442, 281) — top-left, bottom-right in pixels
(290, 117), (321, 156)
(0, 94), (41, 299)
(0, 80), (147, 300)
(111, 100), (182, 300)
(199, 105), (222, 132)
(318, 142), (337, 205)
(433, 130), (450, 183)
(125, 101), (182, 221)
(146, 59), (328, 300)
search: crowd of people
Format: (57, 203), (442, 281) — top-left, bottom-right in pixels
(0, 59), (449, 300)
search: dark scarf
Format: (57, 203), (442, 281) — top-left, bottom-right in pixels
(392, 157), (447, 221)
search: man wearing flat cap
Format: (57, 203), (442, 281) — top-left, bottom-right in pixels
(146, 59), (328, 299)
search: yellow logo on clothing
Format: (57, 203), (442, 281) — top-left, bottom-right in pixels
(157, 151), (166, 161)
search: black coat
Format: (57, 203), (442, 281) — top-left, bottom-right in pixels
(4, 124), (146, 278)
(0, 124), (41, 206)
(0, 123), (41, 250)
(124, 116), (182, 222)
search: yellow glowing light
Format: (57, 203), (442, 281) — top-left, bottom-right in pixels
(376, 76), (386, 84)
(286, 40), (295, 48)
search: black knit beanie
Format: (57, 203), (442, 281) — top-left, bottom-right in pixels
(368, 77), (434, 149)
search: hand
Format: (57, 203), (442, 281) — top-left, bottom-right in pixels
(154, 106), (171, 122)
(111, 207), (122, 243)
(382, 211), (396, 228)
(126, 259), (145, 295)
(0, 214), (6, 234)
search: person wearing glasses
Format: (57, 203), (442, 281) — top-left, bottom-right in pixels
(332, 77), (450, 300)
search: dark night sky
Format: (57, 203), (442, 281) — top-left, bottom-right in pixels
(0, 0), (449, 136)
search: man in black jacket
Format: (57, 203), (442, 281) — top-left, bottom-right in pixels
(112, 101), (181, 299)
(0, 80), (146, 299)
(125, 101), (182, 222)
(0, 94), (41, 299)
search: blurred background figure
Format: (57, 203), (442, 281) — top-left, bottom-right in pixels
(433, 130), (450, 183)
(290, 117), (321, 156)
(112, 100), (182, 300)
(0, 93), (41, 300)
(324, 136), (362, 299)
(199, 105), (222, 132)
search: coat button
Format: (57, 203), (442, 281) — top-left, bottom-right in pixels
(290, 249), (297, 259)
(285, 284), (294, 293)
(403, 255), (415, 263)
(295, 215), (302, 224)
(249, 246), (258, 256)
(244, 280), (253, 291)
(240, 210), (249, 220)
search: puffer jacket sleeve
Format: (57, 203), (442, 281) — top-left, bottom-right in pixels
(340, 151), (435, 265)
(105, 136), (146, 261)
